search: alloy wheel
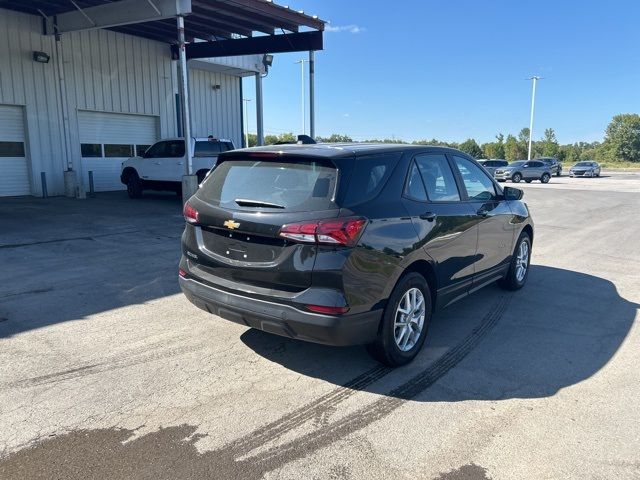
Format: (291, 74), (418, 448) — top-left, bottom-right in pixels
(394, 287), (426, 352)
(515, 240), (529, 282)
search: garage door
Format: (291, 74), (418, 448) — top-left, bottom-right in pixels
(0, 105), (30, 197)
(78, 111), (158, 192)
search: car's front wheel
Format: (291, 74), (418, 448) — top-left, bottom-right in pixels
(126, 173), (143, 199)
(540, 173), (550, 183)
(499, 232), (531, 291)
(512, 173), (522, 183)
(367, 272), (432, 367)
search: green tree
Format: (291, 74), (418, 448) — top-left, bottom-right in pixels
(316, 133), (353, 143)
(264, 132), (296, 145)
(482, 133), (505, 159)
(505, 134), (527, 161)
(600, 114), (640, 162)
(541, 128), (559, 157)
(458, 138), (485, 159)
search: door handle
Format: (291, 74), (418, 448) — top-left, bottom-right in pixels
(177, 162), (183, 165)
(419, 211), (437, 221)
(477, 208), (489, 217)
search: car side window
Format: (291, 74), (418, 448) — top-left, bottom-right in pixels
(166, 140), (185, 158)
(144, 141), (167, 159)
(414, 154), (461, 202)
(452, 155), (498, 201)
(404, 161), (428, 201)
(194, 141), (222, 157)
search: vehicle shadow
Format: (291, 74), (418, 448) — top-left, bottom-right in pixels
(241, 265), (638, 401)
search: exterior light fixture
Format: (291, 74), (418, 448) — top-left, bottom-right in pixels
(212, 84), (221, 90)
(33, 51), (50, 63)
(262, 54), (274, 68)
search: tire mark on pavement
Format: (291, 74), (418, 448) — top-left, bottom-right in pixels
(216, 296), (511, 477)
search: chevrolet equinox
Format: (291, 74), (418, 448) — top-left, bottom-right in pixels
(179, 144), (534, 366)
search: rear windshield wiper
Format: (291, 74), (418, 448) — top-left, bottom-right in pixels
(234, 198), (285, 209)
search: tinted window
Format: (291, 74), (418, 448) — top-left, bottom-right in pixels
(405, 161), (428, 201)
(343, 153), (398, 206)
(80, 143), (101, 158)
(498, 160), (509, 166)
(166, 140), (185, 158)
(200, 159), (338, 212)
(144, 141), (167, 158)
(136, 145), (150, 156)
(104, 144), (133, 157)
(222, 142), (234, 152)
(415, 154), (460, 202)
(453, 155), (497, 201)
(194, 141), (222, 156)
(529, 161), (543, 167)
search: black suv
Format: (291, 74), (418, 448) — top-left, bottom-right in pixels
(179, 144), (534, 366)
(538, 157), (562, 176)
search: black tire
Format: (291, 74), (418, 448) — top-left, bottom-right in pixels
(525, 179), (532, 183)
(366, 272), (432, 367)
(512, 172), (522, 183)
(556, 170), (561, 177)
(196, 170), (208, 184)
(126, 173), (143, 199)
(499, 232), (531, 291)
(540, 173), (550, 184)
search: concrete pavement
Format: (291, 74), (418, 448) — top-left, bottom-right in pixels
(1, 175), (639, 479)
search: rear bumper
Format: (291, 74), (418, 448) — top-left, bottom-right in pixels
(179, 276), (382, 346)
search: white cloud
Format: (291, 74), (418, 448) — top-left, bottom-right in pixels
(343, 113), (350, 117)
(326, 24), (365, 34)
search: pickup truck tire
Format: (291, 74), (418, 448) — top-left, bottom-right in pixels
(126, 173), (143, 199)
(196, 170), (208, 184)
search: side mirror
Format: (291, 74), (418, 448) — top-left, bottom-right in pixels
(503, 186), (524, 201)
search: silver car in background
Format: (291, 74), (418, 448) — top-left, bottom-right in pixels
(569, 161), (601, 177)
(494, 160), (552, 184)
(478, 159), (509, 176)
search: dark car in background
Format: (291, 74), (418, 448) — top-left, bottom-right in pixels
(478, 159), (509, 176)
(569, 161), (601, 177)
(539, 157), (563, 176)
(494, 160), (552, 183)
(179, 144), (534, 366)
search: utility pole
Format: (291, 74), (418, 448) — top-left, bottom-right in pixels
(527, 76), (543, 160)
(294, 59), (308, 135)
(242, 98), (251, 148)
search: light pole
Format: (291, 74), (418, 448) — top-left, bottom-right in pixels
(242, 98), (251, 148)
(294, 59), (308, 135)
(527, 76), (543, 160)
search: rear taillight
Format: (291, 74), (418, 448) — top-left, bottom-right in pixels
(279, 217), (367, 246)
(305, 304), (350, 315)
(178, 268), (187, 278)
(183, 202), (199, 224)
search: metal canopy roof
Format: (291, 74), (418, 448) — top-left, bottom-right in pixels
(0, 0), (325, 44)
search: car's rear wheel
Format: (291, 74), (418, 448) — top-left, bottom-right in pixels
(126, 173), (143, 199)
(540, 173), (550, 183)
(512, 173), (522, 183)
(499, 232), (531, 291)
(367, 272), (431, 367)
(556, 170), (561, 177)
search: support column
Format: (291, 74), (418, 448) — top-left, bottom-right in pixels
(255, 72), (264, 146)
(177, 15), (197, 202)
(309, 50), (315, 139)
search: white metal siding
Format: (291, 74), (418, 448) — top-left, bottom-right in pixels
(78, 111), (158, 192)
(0, 7), (245, 195)
(188, 68), (242, 148)
(0, 104), (30, 196)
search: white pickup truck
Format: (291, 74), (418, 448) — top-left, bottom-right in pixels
(120, 137), (235, 198)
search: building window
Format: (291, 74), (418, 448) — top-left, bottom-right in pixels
(0, 141), (25, 157)
(81, 143), (102, 157)
(136, 145), (151, 157)
(104, 144), (133, 158)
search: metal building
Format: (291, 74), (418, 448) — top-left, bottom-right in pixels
(0, 1), (324, 197)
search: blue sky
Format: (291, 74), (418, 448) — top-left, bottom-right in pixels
(241, 0), (640, 144)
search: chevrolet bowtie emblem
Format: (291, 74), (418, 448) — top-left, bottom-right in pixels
(223, 219), (240, 230)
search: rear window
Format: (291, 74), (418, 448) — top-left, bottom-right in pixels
(195, 141), (222, 156)
(199, 159), (338, 212)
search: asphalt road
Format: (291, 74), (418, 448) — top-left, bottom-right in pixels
(1, 172), (639, 479)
